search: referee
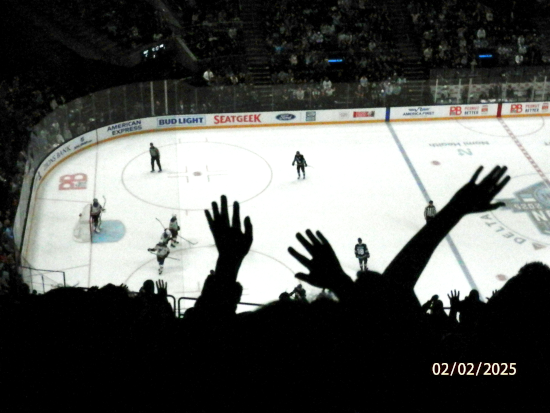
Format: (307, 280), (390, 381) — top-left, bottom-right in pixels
(150, 142), (162, 172)
(424, 200), (436, 223)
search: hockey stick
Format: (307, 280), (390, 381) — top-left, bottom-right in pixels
(148, 251), (180, 260)
(155, 217), (166, 230)
(156, 217), (197, 245)
(178, 235), (197, 245)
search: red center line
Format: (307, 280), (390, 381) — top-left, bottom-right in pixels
(498, 118), (550, 188)
(88, 132), (100, 288)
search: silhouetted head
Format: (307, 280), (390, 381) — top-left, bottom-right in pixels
(358, 238), (362, 243)
(485, 261), (550, 322)
(150, 142), (154, 147)
(432, 299), (444, 313)
(296, 151), (300, 155)
(468, 289), (480, 301)
(428, 200), (433, 205)
(93, 198), (98, 206)
(476, 261), (550, 370)
(142, 280), (155, 295)
(517, 261), (550, 279)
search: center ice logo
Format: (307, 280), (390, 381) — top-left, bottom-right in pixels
(498, 181), (550, 235)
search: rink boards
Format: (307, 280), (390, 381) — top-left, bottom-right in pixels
(19, 107), (550, 312)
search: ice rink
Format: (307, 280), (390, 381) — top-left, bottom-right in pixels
(21, 117), (550, 311)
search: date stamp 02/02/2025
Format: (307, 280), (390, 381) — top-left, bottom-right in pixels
(432, 362), (516, 376)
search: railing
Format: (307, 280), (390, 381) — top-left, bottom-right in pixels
(430, 66), (550, 104)
(176, 296), (262, 318)
(19, 266), (66, 294)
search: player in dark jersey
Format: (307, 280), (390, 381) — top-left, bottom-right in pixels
(292, 151), (308, 179)
(168, 214), (180, 248)
(355, 238), (370, 271)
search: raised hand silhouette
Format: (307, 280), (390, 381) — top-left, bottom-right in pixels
(205, 195), (253, 264)
(486, 289), (498, 302)
(288, 229), (354, 301)
(156, 280), (168, 298)
(447, 290), (460, 308)
(446, 166), (510, 215)
(195, 196), (251, 317)
(384, 166), (510, 294)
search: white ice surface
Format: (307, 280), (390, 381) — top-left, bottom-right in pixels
(22, 117), (550, 311)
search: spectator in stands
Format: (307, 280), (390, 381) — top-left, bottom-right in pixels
(455, 289), (486, 331)
(203, 68), (215, 85)
(354, 84), (366, 105)
(477, 27), (486, 40)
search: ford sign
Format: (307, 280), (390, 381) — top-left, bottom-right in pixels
(276, 113), (296, 121)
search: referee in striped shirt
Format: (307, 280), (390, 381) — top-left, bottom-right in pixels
(424, 200), (436, 223)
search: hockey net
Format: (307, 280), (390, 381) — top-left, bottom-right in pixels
(73, 204), (92, 243)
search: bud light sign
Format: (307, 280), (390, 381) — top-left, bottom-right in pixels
(157, 115), (206, 127)
(276, 113), (296, 121)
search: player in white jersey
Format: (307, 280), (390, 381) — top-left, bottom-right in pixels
(148, 242), (170, 274)
(160, 228), (172, 246)
(168, 215), (180, 248)
(90, 198), (105, 233)
(355, 238), (370, 271)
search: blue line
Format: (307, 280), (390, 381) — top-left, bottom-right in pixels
(385, 123), (479, 291)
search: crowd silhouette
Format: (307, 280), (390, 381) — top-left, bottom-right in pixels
(2, 1), (550, 411)
(2, 165), (549, 411)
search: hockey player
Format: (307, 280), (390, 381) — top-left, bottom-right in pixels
(292, 151), (308, 179)
(355, 238), (370, 271)
(160, 228), (172, 245)
(90, 198), (105, 233)
(148, 242), (170, 274)
(168, 214), (180, 248)
(290, 284), (307, 302)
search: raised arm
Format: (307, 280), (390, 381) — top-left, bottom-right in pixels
(205, 195), (253, 282)
(195, 195), (252, 317)
(383, 166), (510, 291)
(288, 229), (355, 302)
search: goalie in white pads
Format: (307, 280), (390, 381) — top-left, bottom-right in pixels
(148, 242), (170, 274)
(168, 214), (180, 248)
(90, 198), (105, 233)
